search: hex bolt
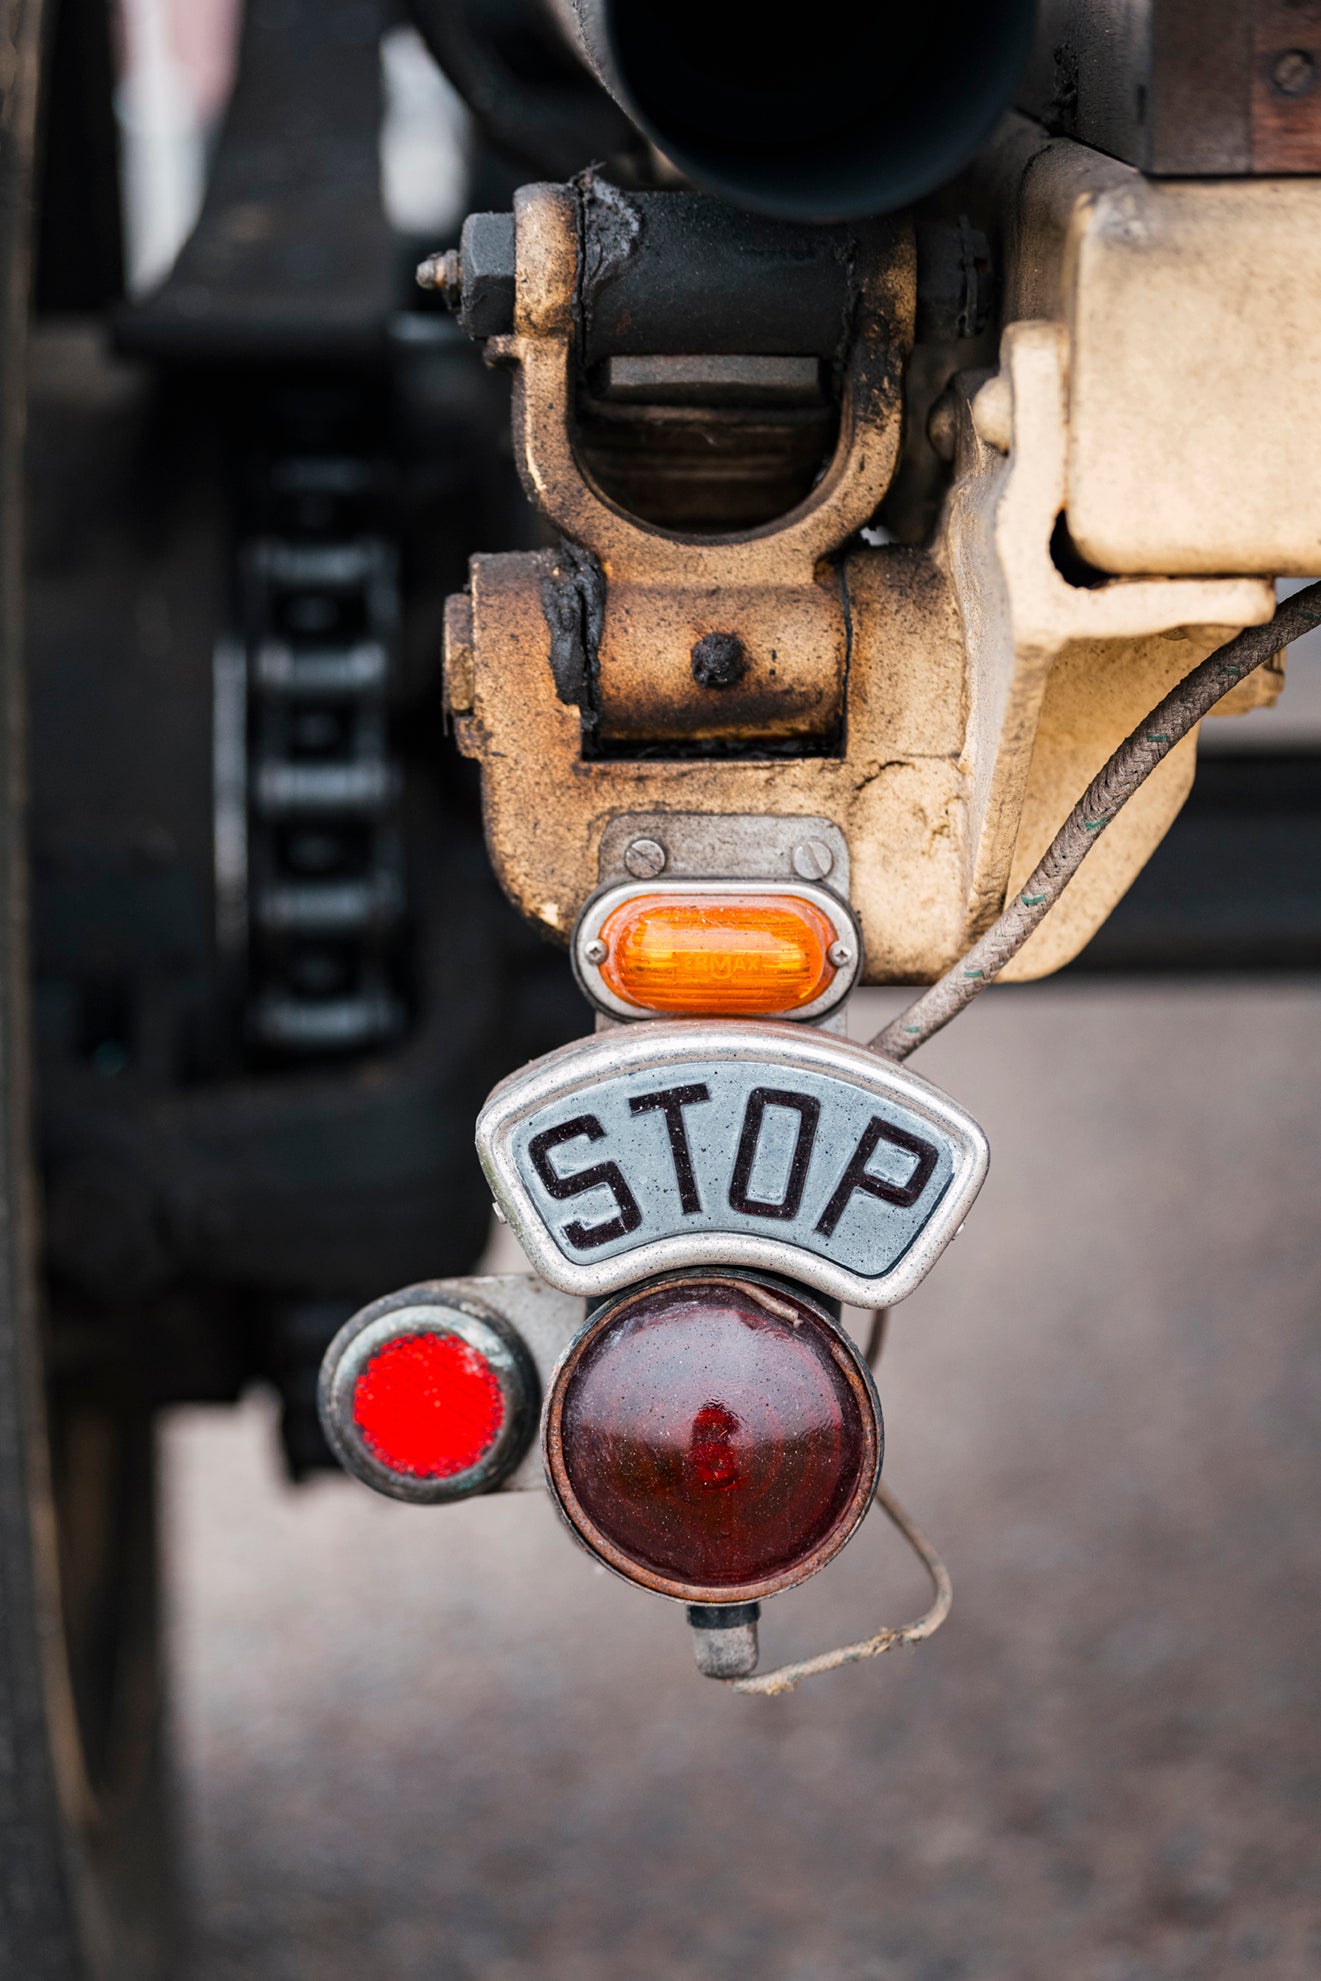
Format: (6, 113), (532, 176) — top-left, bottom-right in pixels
(691, 631), (748, 690)
(623, 837), (667, 879)
(1271, 48), (1318, 96)
(416, 247), (461, 302)
(458, 211), (516, 338)
(792, 837), (835, 881)
(583, 937), (608, 965)
(827, 940), (853, 969)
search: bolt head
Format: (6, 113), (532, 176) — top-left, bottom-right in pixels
(792, 837), (835, 881)
(1272, 47), (1318, 96)
(458, 211), (516, 338)
(623, 837), (667, 879)
(691, 632), (748, 691)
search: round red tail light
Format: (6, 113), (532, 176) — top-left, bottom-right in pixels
(319, 1287), (538, 1502)
(544, 1275), (881, 1604)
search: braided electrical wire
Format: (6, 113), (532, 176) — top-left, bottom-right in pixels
(872, 581), (1321, 1063)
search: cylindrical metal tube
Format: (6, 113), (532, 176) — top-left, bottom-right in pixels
(579, 192), (858, 363)
(554, 0), (1039, 221)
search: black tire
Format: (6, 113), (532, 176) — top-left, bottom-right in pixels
(0, 2), (176, 1972)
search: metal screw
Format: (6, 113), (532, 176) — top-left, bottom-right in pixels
(691, 632), (747, 690)
(583, 937), (608, 965)
(416, 247), (462, 302)
(624, 837), (667, 878)
(1271, 47), (1318, 96)
(827, 941), (852, 969)
(792, 837), (835, 881)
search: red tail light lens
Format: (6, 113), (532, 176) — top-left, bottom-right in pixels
(544, 1275), (881, 1604)
(353, 1333), (505, 1479)
(320, 1290), (538, 1502)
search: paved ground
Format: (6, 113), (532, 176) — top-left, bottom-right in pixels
(163, 983), (1321, 1980)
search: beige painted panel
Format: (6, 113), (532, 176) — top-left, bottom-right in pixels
(998, 631), (1226, 982)
(1067, 179), (1321, 577)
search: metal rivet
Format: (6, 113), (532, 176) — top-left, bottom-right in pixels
(827, 941), (852, 969)
(792, 837), (834, 881)
(623, 837), (667, 879)
(1272, 48), (1318, 96)
(583, 937), (607, 965)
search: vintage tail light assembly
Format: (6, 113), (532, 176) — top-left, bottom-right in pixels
(320, 802), (984, 1688)
(319, 1007), (985, 1688)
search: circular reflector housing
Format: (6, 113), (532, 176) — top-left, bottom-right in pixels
(544, 1273), (881, 1603)
(319, 1287), (538, 1503)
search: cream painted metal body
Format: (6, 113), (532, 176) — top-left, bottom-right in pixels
(447, 141), (1297, 984)
(999, 134), (1321, 577)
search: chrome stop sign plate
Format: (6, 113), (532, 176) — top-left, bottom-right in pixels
(477, 1022), (988, 1307)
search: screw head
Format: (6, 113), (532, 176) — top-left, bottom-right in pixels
(623, 837), (667, 879)
(827, 941), (852, 970)
(1272, 47), (1318, 96)
(691, 632), (748, 690)
(583, 937), (608, 966)
(792, 837), (835, 881)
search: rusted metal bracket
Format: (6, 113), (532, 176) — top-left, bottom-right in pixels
(471, 182), (914, 751)
(445, 159), (1283, 984)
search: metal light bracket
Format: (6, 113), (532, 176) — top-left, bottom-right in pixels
(596, 813), (851, 892)
(319, 1278), (579, 1500)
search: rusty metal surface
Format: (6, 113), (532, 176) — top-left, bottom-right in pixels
(452, 316), (1272, 982)
(485, 183), (915, 749)
(452, 540), (970, 974)
(1021, 0), (1321, 175)
(168, 982), (1321, 1978)
(449, 161), (1294, 987)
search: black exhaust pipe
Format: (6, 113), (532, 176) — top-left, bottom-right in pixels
(552, 0), (1038, 221)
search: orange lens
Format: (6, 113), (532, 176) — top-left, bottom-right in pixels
(597, 894), (839, 1015)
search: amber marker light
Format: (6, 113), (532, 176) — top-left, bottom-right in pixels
(592, 891), (846, 1017)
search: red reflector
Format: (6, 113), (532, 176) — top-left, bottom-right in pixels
(544, 1276), (881, 1604)
(353, 1332), (505, 1479)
